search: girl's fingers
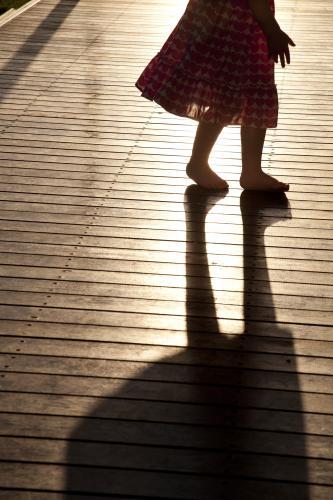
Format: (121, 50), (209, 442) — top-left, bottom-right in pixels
(268, 32), (295, 66)
(285, 45), (291, 64)
(280, 51), (285, 68)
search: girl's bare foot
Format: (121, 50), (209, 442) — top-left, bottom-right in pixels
(240, 171), (289, 192)
(186, 162), (229, 190)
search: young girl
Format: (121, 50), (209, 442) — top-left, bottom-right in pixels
(136, 0), (295, 191)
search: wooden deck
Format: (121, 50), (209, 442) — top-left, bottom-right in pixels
(0, 0), (332, 498)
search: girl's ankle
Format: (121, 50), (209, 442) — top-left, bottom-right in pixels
(187, 160), (210, 171)
(188, 158), (209, 165)
(240, 168), (263, 177)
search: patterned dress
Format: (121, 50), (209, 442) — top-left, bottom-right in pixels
(136, 0), (278, 128)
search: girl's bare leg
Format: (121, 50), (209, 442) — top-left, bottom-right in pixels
(186, 121), (229, 189)
(240, 127), (289, 191)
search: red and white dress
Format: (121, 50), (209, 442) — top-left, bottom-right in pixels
(136, 0), (278, 128)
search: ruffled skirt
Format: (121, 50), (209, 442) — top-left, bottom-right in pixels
(136, 0), (278, 128)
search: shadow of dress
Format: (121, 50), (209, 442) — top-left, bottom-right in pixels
(66, 187), (309, 499)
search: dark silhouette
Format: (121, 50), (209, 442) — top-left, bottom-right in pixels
(0, 0), (80, 114)
(66, 186), (309, 499)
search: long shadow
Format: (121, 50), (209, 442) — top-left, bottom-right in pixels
(0, 0), (80, 109)
(66, 187), (309, 498)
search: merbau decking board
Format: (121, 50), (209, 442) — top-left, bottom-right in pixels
(0, 249), (330, 274)
(0, 463), (329, 500)
(2, 138), (333, 163)
(0, 231), (331, 261)
(1, 415), (332, 459)
(0, 278), (331, 311)
(0, 0), (332, 498)
(2, 363), (332, 405)
(1, 343), (332, 389)
(1, 182), (332, 209)
(1, 317), (332, 351)
(33, 187), (327, 207)
(0, 197), (330, 226)
(1, 212), (332, 241)
(0, 200), (329, 223)
(1, 210), (330, 235)
(1, 174), (332, 196)
(0, 299), (331, 327)
(0, 272), (329, 311)
(1, 165), (332, 186)
(2, 367), (332, 413)
(0, 233), (331, 264)
(0, 289), (331, 323)
(2, 124), (332, 143)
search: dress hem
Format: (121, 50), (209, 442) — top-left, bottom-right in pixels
(136, 83), (278, 129)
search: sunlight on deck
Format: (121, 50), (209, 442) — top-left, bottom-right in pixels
(0, 0), (332, 498)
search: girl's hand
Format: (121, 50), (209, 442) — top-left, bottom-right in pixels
(248, 1), (295, 67)
(267, 27), (296, 68)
